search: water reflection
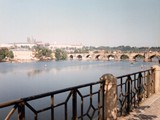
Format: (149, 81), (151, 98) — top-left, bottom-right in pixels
(27, 69), (43, 77)
(151, 56), (160, 62)
(26, 61), (109, 77)
(0, 63), (14, 74)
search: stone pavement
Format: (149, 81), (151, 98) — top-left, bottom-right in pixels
(118, 94), (160, 120)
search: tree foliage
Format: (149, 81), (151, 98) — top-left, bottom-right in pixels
(85, 46), (160, 52)
(73, 47), (89, 53)
(55, 49), (67, 61)
(34, 46), (53, 60)
(0, 48), (14, 61)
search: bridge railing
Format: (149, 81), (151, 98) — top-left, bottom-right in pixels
(117, 68), (155, 116)
(0, 81), (105, 120)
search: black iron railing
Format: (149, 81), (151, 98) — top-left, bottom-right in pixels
(117, 68), (155, 116)
(0, 81), (105, 120)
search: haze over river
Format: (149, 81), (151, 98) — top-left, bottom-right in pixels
(0, 60), (159, 104)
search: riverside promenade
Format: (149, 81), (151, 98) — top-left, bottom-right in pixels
(118, 65), (160, 120)
(118, 93), (160, 120)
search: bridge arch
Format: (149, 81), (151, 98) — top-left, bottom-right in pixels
(107, 55), (115, 60)
(95, 55), (101, 60)
(148, 55), (160, 62)
(120, 54), (129, 60)
(86, 54), (91, 59)
(133, 54), (144, 61)
(69, 55), (73, 60)
(77, 55), (82, 60)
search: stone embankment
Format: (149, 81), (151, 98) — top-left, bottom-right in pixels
(11, 50), (38, 62)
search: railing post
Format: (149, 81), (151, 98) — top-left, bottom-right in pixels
(18, 102), (25, 120)
(126, 76), (131, 114)
(152, 65), (160, 94)
(137, 73), (142, 104)
(100, 74), (117, 120)
(146, 71), (151, 98)
(151, 68), (155, 94)
(51, 95), (54, 120)
(72, 89), (78, 120)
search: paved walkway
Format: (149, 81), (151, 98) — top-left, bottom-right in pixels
(118, 94), (160, 120)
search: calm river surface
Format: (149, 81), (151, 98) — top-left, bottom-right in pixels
(0, 60), (158, 103)
(0, 60), (159, 119)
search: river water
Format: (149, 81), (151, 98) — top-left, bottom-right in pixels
(0, 60), (158, 103)
(0, 60), (159, 119)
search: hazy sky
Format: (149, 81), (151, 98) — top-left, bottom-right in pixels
(0, 0), (160, 47)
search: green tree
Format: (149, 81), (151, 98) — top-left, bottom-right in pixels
(34, 46), (52, 60)
(0, 48), (14, 61)
(55, 49), (67, 61)
(73, 47), (89, 53)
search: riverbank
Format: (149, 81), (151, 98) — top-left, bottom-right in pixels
(2, 58), (55, 63)
(9, 58), (39, 63)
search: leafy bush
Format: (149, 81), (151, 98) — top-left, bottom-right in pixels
(34, 46), (53, 60)
(0, 48), (14, 61)
(55, 49), (67, 61)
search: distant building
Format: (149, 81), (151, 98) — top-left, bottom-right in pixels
(14, 43), (36, 49)
(49, 43), (83, 52)
(0, 43), (14, 49)
(0, 38), (84, 53)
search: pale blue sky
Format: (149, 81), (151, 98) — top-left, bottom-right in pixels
(0, 0), (160, 47)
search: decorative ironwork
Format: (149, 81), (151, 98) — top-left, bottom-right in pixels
(117, 68), (155, 116)
(0, 81), (105, 120)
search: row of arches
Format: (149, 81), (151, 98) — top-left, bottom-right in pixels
(69, 54), (160, 61)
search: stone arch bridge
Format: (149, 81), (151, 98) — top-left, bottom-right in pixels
(68, 52), (160, 61)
